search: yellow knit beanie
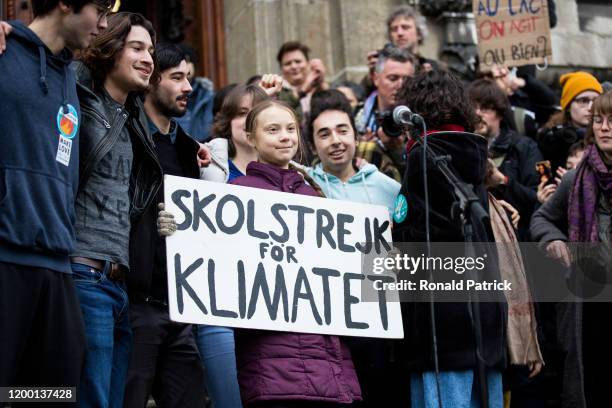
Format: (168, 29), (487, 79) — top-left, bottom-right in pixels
(560, 71), (603, 110)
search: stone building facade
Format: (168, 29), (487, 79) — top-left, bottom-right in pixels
(222, 0), (612, 87)
(2, 0), (610, 88)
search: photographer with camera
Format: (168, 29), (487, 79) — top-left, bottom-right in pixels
(355, 46), (417, 182)
(362, 5), (436, 97)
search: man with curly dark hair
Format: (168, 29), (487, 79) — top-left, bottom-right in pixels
(392, 70), (507, 408)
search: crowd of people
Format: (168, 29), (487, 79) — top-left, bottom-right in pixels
(1, 1), (611, 408)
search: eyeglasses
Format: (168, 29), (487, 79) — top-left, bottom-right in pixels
(593, 115), (612, 127)
(574, 96), (598, 107)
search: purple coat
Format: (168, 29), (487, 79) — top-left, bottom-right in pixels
(230, 161), (362, 406)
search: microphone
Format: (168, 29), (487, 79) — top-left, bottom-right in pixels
(392, 105), (424, 127)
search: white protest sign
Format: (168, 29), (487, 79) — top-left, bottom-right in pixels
(164, 175), (403, 339)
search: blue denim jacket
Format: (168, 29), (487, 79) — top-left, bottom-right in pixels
(176, 77), (214, 142)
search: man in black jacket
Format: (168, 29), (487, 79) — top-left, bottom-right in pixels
(123, 42), (206, 408)
(469, 78), (543, 240)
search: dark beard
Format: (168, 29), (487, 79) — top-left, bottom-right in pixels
(158, 99), (187, 118)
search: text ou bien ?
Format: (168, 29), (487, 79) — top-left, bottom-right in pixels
(481, 36), (548, 66)
(174, 255), (396, 331)
(171, 189), (392, 255)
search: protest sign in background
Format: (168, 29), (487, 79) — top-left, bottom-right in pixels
(164, 175), (403, 339)
(473, 0), (552, 67)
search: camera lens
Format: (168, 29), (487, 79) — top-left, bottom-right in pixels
(377, 111), (404, 138)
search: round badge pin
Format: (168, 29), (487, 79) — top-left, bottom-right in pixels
(56, 104), (79, 139)
(393, 193), (408, 224)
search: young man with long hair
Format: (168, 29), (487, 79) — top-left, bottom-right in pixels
(469, 78), (543, 240)
(71, 12), (160, 407)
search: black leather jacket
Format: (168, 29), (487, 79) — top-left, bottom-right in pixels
(73, 62), (162, 222)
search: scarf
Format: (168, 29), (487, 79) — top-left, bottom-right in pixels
(568, 144), (612, 242)
(489, 195), (544, 366)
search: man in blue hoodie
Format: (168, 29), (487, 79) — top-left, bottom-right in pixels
(307, 89), (401, 217)
(0, 0), (111, 392)
(306, 89), (402, 407)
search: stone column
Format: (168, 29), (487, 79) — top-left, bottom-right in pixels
(223, 0), (406, 84)
(550, 0), (612, 68)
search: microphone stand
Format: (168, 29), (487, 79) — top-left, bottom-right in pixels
(409, 126), (491, 408)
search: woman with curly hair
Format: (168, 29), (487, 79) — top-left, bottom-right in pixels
(393, 70), (507, 408)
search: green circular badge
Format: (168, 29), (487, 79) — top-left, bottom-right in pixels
(393, 194), (408, 224)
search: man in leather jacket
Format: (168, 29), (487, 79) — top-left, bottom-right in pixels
(70, 12), (161, 407)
